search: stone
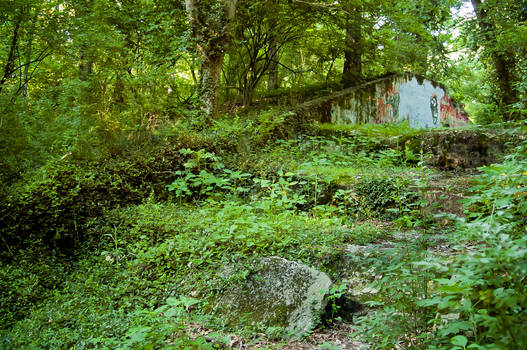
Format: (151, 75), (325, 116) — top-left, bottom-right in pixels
(215, 256), (332, 339)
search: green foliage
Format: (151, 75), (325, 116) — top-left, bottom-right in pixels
(355, 237), (439, 348)
(0, 145), (184, 257)
(211, 108), (296, 150)
(354, 177), (398, 216)
(447, 0), (527, 121)
(331, 174), (419, 221)
(424, 142), (527, 349)
(167, 148), (252, 202)
(350, 222), (388, 245)
(0, 0), (191, 186)
(355, 140), (527, 349)
(105, 200), (351, 270)
(0, 251), (67, 330)
(3, 0), (527, 347)
(0, 194), (359, 346)
(226, 0), (308, 105)
(0, 254), (209, 349)
(1, 124), (525, 348)
(323, 282), (348, 324)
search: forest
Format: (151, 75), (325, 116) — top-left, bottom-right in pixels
(1, 0), (527, 348)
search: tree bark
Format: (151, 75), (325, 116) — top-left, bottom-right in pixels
(185, 0), (237, 118)
(74, 0), (94, 81)
(266, 16), (280, 91)
(267, 38), (280, 91)
(471, 0), (519, 120)
(267, 61), (279, 91)
(22, 17), (36, 98)
(200, 55), (224, 117)
(341, 9), (362, 88)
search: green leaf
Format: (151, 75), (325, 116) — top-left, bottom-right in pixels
(318, 341), (339, 350)
(442, 321), (473, 336)
(451, 335), (468, 348)
(127, 326), (151, 342)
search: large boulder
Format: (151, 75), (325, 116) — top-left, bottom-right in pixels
(216, 256), (332, 339)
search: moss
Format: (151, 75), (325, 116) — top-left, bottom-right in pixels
(389, 128), (521, 169)
(214, 257), (331, 339)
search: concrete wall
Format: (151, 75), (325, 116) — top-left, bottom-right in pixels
(296, 74), (468, 128)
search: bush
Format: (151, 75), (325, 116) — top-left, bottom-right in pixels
(0, 251), (67, 330)
(355, 140), (527, 349)
(0, 146), (185, 259)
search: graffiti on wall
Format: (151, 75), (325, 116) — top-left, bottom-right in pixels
(440, 95), (469, 127)
(430, 94), (439, 126)
(375, 86), (400, 124)
(320, 74), (468, 129)
(440, 95), (454, 123)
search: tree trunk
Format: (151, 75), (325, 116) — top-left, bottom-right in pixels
(79, 51), (93, 81)
(74, 0), (94, 82)
(200, 55), (224, 117)
(267, 61), (279, 91)
(114, 71), (125, 104)
(22, 19), (35, 99)
(471, 0), (519, 120)
(185, 0), (237, 119)
(267, 38), (280, 91)
(341, 11), (362, 88)
(241, 88), (252, 106)
(0, 17), (21, 95)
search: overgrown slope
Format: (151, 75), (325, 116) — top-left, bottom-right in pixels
(1, 119), (527, 349)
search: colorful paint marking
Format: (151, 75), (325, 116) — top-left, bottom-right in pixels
(430, 94), (439, 126)
(324, 74), (468, 129)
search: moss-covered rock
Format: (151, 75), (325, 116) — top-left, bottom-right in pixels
(215, 256), (332, 339)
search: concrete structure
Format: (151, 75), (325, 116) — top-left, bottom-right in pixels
(296, 73), (469, 128)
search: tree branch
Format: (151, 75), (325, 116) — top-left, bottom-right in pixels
(0, 17), (22, 94)
(292, 0), (349, 15)
(276, 61), (312, 74)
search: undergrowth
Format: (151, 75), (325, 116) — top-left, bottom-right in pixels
(2, 120), (523, 349)
(354, 140), (527, 349)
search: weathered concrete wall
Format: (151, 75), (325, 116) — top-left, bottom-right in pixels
(296, 73), (468, 128)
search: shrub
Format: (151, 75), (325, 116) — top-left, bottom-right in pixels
(0, 146), (185, 258)
(355, 140), (527, 349)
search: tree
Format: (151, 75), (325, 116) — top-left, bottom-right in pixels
(470, 0), (523, 120)
(341, 1), (363, 87)
(225, 0), (307, 105)
(185, 0), (237, 118)
(287, 0), (453, 89)
(0, 0), (55, 97)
